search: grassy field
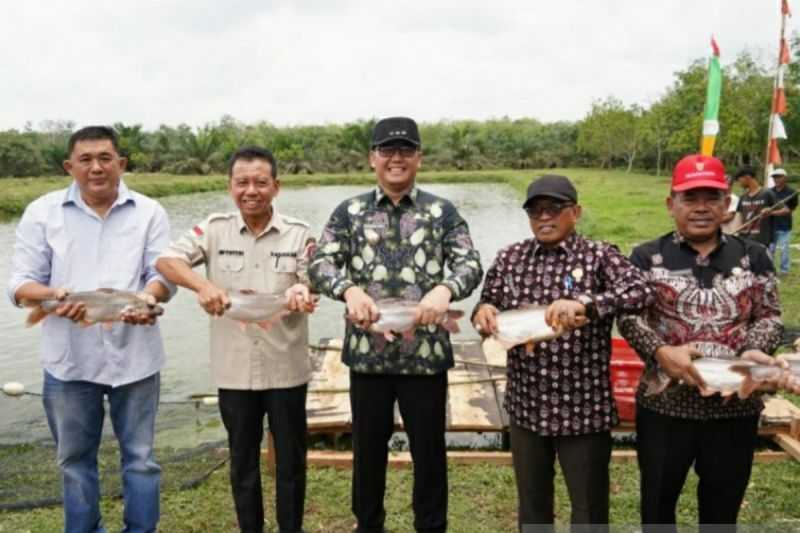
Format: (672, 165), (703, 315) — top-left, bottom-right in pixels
(2, 458), (800, 532)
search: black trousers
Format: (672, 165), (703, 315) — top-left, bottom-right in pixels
(218, 385), (308, 533)
(636, 406), (759, 533)
(510, 424), (611, 533)
(349, 371), (448, 533)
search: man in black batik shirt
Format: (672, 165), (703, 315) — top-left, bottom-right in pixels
(474, 175), (652, 532)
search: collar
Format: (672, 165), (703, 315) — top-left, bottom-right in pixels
(531, 231), (579, 257)
(671, 230), (727, 255)
(62, 179), (134, 211)
(237, 208), (285, 237)
(375, 185), (418, 207)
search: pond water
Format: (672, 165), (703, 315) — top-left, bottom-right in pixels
(0, 183), (532, 447)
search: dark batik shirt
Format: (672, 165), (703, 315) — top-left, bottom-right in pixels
(309, 186), (483, 375)
(476, 233), (652, 436)
(618, 231), (783, 420)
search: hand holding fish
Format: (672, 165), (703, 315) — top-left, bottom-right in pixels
(545, 299), (588, 332)
(119, 292), (160, 325)
(654, 344), (706, 388)
(472, 304), (500, 336)
(416, 285), (452, 327)
(740, 350), (800, 396)
(52, 288), (87, 323)
(197, 281), (231, 317)
(344, 286), (379, 329)
(285, 284), (317, 313)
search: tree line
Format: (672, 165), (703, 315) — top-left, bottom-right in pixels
(1, 45), (798, 179)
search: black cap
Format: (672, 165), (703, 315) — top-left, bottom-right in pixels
(734, 166), (756, 179)
(371, 117), (421, 148)
(522, 175), (578, 208)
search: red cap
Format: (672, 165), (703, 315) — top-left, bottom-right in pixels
(671, 154), (728, 192)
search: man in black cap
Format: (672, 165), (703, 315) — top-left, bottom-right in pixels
(473, 175), (651, 532)
(309, 116), (483, 532)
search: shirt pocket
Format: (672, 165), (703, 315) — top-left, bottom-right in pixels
(219, 254), (245, 273)
(269, 253), (298, 291)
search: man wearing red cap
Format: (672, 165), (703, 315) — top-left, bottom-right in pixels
(618, 155), (787, 530)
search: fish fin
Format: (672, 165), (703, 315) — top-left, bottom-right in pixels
(25, 306), (49, 327)
(524, 341), (535, 355)
(255, 321), (274, 332)
(738, 376), (761, 399)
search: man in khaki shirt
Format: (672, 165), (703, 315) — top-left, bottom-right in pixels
(157, 146), (314, 533)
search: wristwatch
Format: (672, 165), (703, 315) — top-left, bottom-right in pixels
(576, 294), (597, 320)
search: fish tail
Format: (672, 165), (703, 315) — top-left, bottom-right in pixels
(25, 306), (49, 327)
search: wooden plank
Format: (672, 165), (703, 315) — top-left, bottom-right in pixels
(300, 449), (790, 468)
(481, 338), (510, 428)
(761, 396), (800, 424)
(448, 341), (504, 431)
(306, 339), (352, 430)
(773, 434), (800, 462)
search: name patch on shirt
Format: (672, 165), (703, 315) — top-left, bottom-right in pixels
(219, 249), (244, 256)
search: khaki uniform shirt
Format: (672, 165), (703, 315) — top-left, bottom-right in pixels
(161, 210), (312, 390)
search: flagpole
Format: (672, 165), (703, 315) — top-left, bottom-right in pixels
(764, 0), (790, 183)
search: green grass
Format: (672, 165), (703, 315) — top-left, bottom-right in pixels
(2, 460), (799, 532)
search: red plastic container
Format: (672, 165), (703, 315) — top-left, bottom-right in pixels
(609, 337), (644, 424)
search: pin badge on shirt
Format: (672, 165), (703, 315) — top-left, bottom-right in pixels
(504, 273), (520, 298)
(564, 275), (574, 291)
(572, 268), (584, 282)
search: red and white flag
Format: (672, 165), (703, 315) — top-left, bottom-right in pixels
(767, 0), (793, 186)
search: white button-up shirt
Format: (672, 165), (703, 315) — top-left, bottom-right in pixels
(6, 180), (175, 387)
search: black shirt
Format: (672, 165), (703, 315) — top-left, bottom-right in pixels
(737, 188), (777, 246)
(771, 185), (798, 231)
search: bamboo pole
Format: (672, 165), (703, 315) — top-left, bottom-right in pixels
(763, 1), (788, 182)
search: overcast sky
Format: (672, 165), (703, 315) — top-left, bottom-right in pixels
(0, 0), (791, 131)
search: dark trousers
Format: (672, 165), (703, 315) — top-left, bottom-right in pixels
(636, 406), (759, 533)
(510, 424), (611, 533)
(218, 385), (308, 533)
(349, 371), (448, 533)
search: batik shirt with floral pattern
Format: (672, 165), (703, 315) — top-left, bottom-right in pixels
(476, 233), (652, 436)
(618, 231), (783, 420)
(309, 186), (483, 375)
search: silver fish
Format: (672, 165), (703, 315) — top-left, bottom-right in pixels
(644, 357), (800, 399)
(24, 289), (164, 327)
(223, 290), (291, 331)
(490, 305), (561, 350)
(354, 298), (464, 341)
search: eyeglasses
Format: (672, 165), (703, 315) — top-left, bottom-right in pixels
(374, 145), (419, 158)
(525, 203), (574, 219)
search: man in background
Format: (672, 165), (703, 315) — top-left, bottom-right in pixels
(769, 168), (798, 274)
(735, 166), (776, 248)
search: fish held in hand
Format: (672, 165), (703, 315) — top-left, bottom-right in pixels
(644, 356), (800, 399)
(24, 289), (164, 328)
(224, 290), (292, 332)
(350, 298), (464, 341)
(489, 305), (562, 350)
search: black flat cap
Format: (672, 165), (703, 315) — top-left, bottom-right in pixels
(522, 175), (578, 208)
(371, 117), (421, 147)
